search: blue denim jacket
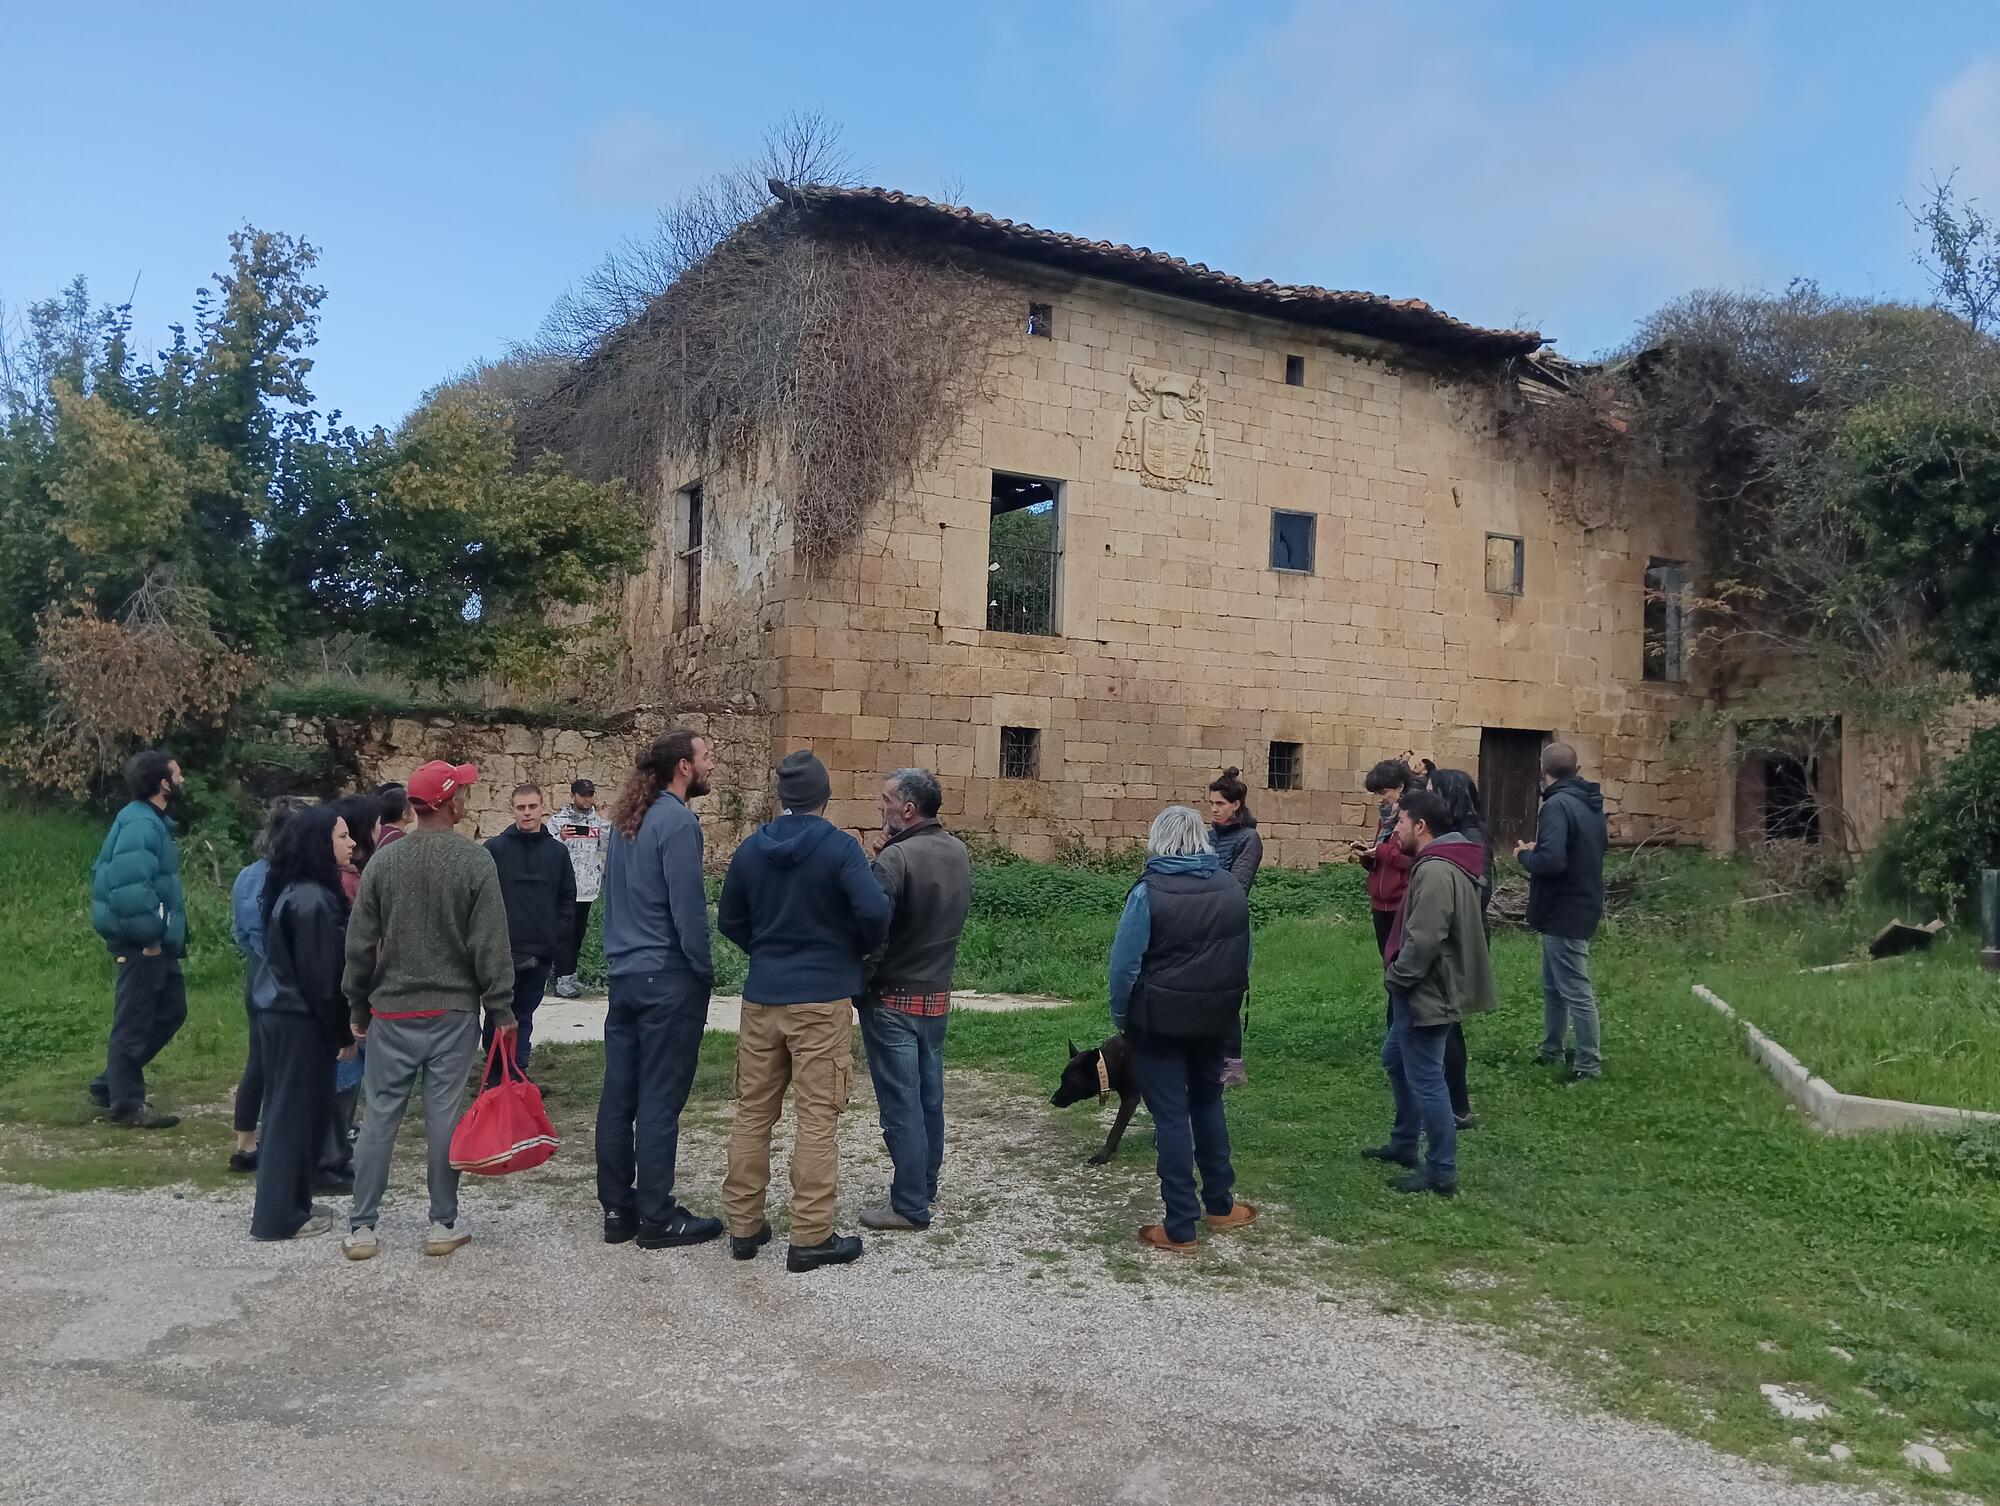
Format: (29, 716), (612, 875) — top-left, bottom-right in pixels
(231, 859), (280, 1011)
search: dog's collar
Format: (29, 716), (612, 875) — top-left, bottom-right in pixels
(1096, 1054), (1111, 1105)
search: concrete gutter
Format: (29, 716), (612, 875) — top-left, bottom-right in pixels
(1692, 984), (2000, 1135)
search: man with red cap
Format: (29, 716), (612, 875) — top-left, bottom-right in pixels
(340, 760), (516, 1261)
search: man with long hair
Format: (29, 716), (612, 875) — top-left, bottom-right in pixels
(88, 749), (190, 1129)
(595, 730), (724, 1250)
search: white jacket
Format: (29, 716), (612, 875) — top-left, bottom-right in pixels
(552, 804), (608, 902)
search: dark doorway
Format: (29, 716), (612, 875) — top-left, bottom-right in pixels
(1480, 728), (1550, 849)
(1734, 719), (1841, 850)
(1762, 756), (1821, 843)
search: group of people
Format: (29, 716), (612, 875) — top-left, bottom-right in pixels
(83, 728), (1606, 1261)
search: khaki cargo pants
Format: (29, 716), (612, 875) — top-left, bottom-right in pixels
(722, 1000), (853, 1247)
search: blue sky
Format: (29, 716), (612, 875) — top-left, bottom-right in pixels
(7, 1), (1997, 427)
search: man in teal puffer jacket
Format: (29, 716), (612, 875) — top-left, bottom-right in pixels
(87, 749), (189, 1128)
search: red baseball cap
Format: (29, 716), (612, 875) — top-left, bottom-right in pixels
(407, 760), (479, 809)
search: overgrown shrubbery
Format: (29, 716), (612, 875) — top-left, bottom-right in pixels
(1874, 725), (2000, 914)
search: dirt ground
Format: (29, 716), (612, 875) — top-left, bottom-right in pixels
(0, 1072), (1880, 1506)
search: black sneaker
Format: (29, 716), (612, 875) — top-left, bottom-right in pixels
(314, 1171), (355, 1196)
(87, 1083), (111, 1109)
(786, 1233), (864, 1273)
(1390, 1172), (1457, 1198)
(730, 1223), (773, 1261)
(636, 1209), (723, 1249)
(603, 1209), (638, 1245)
(1360, 1144), (1418, 1168)
(111, 1108), (179, 1130)
(228, 1149), (258, 1173)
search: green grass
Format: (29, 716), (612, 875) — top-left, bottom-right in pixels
(1706, 947), (2000, 1112)
(5, 799), (1998, 1493)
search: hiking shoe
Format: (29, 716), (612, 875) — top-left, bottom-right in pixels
(341, 1227), (379, 1262)
(111, 1108), (179, 1130)
(1205, 1202), (1258, 1233)
(786, 1233), (864, 1272)
(1454, 1112), (1482, 1131)
(292, 1214), (333, 1239)
(859, 1206), (925, 1231)
(1221, 1057), (1247, 1089)
(1360, 1144), (1418, 1168)
(637, 1209), (722, 1249)
(1138, 1224), (1198, 1254)
(423, 1222), (472, 1257)
(554, 975), (581, 1000)
(1389, 1172), (1457, 1198)
(228, 1149), (259, 1173)
(730, 1223), (773, 1261)
(604, 1209), (638, 1245)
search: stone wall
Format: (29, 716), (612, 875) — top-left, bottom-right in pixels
(265, 706), (774, 865)
(752, 264), (1708, 864)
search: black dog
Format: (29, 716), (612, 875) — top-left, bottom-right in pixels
(1051, 1035), (1140, 1164)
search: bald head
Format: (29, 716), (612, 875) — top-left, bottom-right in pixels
(1542, 742), (1580, 780)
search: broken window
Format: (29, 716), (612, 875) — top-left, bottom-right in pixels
(1269, 510), (1316, 573)
(1000, 726), (1041, 780)
(987, 472), (1061, 636)
(1643, 558), (1689, 683)
(674, 483), (704, 633)
(1027, 302), (1053, 338)
(1267, 741), (1304, 791)
(1484, 534), (1524, 596)
(1284, 353), (1306, 387)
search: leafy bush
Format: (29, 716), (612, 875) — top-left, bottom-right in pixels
(1874, 725), (2000, 914)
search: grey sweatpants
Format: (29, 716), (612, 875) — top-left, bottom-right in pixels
(348, 1011), (481, 1232)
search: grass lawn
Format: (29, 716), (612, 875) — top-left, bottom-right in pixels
(1705, 947), (2000, 1112)
(5, 802), (1999, 1494)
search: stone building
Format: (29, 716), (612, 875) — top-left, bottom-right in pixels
(559, 185), (1724, 865)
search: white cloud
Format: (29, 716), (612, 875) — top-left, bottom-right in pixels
(1199, 3), (1764, 351)
(1913, 55), (2000, 208)
(574, 113), (719, 210)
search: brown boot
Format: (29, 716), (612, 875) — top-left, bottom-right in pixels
(1138, 1224), (1197, 1254)
(1205, 1202), (1258, 1232)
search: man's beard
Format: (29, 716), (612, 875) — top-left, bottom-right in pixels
(686, 777), (710, 800)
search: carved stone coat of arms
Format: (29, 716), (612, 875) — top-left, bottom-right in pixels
(1114, 367), (1211, 491)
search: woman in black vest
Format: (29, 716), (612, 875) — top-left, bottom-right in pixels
(250, 805), (356, 1241)
(1108, 806), (1258, 1252)
(1205, 768), (1263, 1089)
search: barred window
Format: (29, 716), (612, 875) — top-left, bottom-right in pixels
(1000, 727), (1041, 780)
(1267, 741), (1304, 791)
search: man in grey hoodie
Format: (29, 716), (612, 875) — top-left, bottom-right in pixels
(595, 731), (724, 1250)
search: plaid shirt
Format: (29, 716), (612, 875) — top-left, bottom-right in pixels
(878, 990), (952, 1017)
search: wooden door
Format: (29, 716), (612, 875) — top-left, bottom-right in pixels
(1480, 727), (1550, 849)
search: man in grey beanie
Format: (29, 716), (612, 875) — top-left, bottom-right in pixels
(718, 751), (892, 1273)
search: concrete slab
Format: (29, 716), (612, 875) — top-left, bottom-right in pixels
(535, 990), (1074, 1045)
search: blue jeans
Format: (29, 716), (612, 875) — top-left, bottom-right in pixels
(859, 1004), (948, 1225)
(1539, 934), (1601, 1075)
(596, 970), (709, 1226)
(1128, 1032), (1236, 1243)
(1382, 990), (1456, 1187)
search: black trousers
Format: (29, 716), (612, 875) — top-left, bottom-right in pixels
(91, 951), (188, 1116)
(1375, 910), (1471, 1119)
(234, 999), (265, 1134)
(250, 1012), (334, 1240)
(558, 899), (594, 978)
(485, 958), (552, 1078)
(596, 970), (709, 1226)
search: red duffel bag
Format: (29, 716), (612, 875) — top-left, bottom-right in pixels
(449, 1031), (558, 1175)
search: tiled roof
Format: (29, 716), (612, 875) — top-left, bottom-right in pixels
(769, 180), (1544, 360)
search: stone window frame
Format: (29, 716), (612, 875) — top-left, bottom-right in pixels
(1267, 740), (1305, 791)
(1268, 509), (1317, 575)
(1643, 557), (1690, 683)
(1284, 353), (1306, 387)
(1484, 532), (1524, 597)
(986, 472), (1064, 638)
(999, 726), (1042, 780)
(674, 482), (704, 633)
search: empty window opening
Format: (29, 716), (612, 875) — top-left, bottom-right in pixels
(1484, 533), (1524, 596)
(1269, 510), (1316, 573)
(1000, 726), (1041, 780)
(1267, 741), (1304, 791)
(1643, 558), (1689, 683)
(1027, 302), (1053, 338)
(987, 472), (1061, 636)
(674, 484), (704, 633)
(1284, 353), (1306, 386)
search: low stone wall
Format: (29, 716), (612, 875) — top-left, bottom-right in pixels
(263, 706), (774, 864)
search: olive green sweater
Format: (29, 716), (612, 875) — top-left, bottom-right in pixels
(342, 827), (516, 1030)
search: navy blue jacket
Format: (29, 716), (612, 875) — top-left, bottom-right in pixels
(1518, 776), (1608, 940)
(718, 813), (893, 1005)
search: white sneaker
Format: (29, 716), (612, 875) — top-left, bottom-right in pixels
(292, 1214), (333, 1239)
(424, 1222), (472, 1257)
(341, 1226), (379, 1261)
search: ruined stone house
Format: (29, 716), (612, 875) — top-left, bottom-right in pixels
(538, 184), (1922, 865)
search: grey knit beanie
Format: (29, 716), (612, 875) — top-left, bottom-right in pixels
(776, 750), (831, 812)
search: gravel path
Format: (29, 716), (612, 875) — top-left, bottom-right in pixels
(0, 1072), (1885, 1506)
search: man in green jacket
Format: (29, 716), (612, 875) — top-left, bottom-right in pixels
(1365, 789), (1497, 1196)
(88, 750), (189, 1129)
